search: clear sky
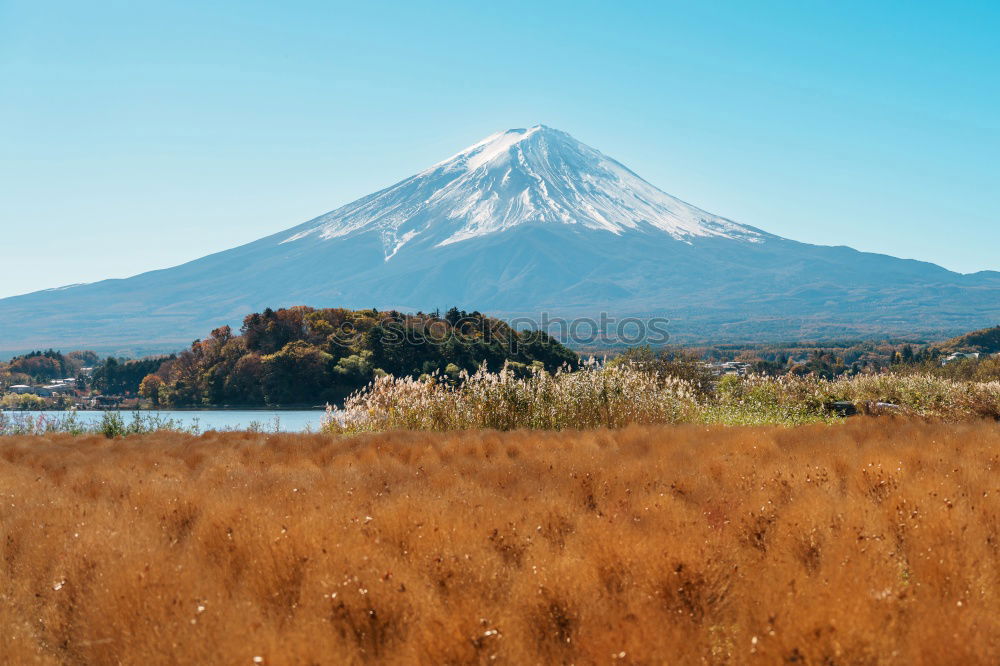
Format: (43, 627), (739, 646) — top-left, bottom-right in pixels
(2, 1), (998, 299)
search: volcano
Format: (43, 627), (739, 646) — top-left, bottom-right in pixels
(2, 125), (998, 353)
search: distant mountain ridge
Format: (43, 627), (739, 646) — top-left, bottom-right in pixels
(1, 125), (999, 353)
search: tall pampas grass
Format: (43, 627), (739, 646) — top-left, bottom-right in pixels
(325, 361), (702, 433)
(325, 363), (1000, 433)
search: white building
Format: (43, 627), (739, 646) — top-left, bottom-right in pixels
(7, 385), (52, 396)
(942, 352), (980, 365)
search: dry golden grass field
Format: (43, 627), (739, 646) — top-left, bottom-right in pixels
(1, 420), (998, 665)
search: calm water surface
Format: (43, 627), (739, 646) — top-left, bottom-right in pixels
(13, 410), (330, 432)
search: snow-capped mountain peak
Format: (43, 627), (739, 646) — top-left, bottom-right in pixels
(282, 126), (764, 258)
(434, 125), (546, 172)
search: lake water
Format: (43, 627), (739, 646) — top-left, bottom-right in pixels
(8, 410), (331, 433)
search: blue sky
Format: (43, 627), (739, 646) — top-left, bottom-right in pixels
(2, 1), (998, 299)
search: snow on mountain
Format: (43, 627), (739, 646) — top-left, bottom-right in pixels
(282, 125), (764, 259)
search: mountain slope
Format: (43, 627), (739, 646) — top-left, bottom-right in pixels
(938, 325), (1000, 354)
(1, 125), (998, 353)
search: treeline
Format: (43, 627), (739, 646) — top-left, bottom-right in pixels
(8, 318), (996, 407)
(889, 346), (1000, 382)
(91, 356), (175, 396)
(879, 325), (1000, 381)
(0, 350), (99, 385)
(729, 344), (1000, 381)
(609, 345), (866, 382)
(606, 327), (1000, 383)
(136, 306), (578, 406)
(703, 342), (915, 375)
(662, 326), (999, 380)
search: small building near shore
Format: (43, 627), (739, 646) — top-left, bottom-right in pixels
(942, 352), (980, 365)
(8, 385), (53, 396)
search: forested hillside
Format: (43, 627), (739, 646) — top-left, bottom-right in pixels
(938, 325), (1000, 354)
(139, 306), (577, 407)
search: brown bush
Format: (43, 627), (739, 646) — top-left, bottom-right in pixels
(1, 420), (998, 664)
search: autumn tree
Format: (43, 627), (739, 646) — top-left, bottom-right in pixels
(139, 374), (165, 406)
